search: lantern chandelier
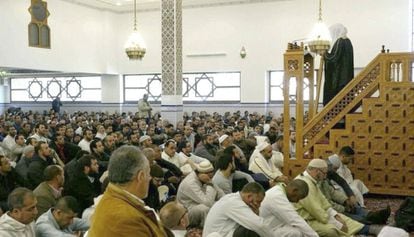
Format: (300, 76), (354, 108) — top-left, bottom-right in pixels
(125, 0), (146, 60)
(308, 0), (331, 55)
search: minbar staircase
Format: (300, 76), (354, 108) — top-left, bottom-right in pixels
(288, 52), (414, 196)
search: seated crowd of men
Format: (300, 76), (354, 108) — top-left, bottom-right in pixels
(0, 109), (408, 237)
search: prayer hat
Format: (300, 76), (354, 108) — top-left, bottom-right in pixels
(23, 145), (35, 155)
(255, 136), (269, 144)
(328, 154), (341, 168)
(256, 142), (271, 152)
(196, 160), (214, 173)
(218, 134), (229, 144)
(308, 159), (328, 169)
(139, 135), (151, 143)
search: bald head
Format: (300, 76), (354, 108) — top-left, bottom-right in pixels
(286, 179), (309, 202)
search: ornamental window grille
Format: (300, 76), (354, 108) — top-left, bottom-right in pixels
(124, 72), (240, 102)
(10, 76), (101, 102)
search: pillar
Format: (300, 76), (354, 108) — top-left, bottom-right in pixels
(161, 0), (183, 126)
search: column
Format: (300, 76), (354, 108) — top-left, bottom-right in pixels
(0, 78), (10, 115)
(161, 0), (183, 126)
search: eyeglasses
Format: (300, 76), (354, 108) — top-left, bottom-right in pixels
(318, 169), (328, 175)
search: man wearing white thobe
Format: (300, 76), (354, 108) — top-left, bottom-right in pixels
(260, 181), (319, 237)
(203, 182), (273, 237)
(249, 142), (288, 183)
(328, 146), (369, 207)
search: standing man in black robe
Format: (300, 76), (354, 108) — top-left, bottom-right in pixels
(323, 24), (354, 106)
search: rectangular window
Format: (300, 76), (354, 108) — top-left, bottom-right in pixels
(124, 72), (241, 102)
(10, 76), (102, 102)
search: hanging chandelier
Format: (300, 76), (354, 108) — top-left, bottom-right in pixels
(125, 0), (146, 60)
(308, 0), (331, 55)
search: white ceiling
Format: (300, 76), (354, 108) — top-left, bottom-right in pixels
(60, 0), (289, 13)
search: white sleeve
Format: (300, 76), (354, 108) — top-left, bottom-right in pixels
(263, 193), (319, 237)
(227, 204), (274, 237)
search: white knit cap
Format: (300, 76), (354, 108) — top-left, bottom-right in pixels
(328, 154), (341, 168)
(218, 134), (229, 144)
(308, 159), (328, 169)
(139, 135), (151, 143)
(196, 160), (214, 173)
(256, 142), (271, 152)
(255, 136), (269, 144)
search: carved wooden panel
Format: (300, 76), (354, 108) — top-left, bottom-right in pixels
(313, 82), (414, 196)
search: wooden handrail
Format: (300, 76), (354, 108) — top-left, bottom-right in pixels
(300, 52), (414, 155)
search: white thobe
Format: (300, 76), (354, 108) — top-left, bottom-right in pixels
(249, 151), (283, 180)
(178, 152), (207, 164)
(260, 184), (319, 237)
(78, 139), (91, 153)
(2, 135), (16, 156)
(162, 151), (188, 168)
(203, 193), (274, 237)
(336, 162), (369, 207)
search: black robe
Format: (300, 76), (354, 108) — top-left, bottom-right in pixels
(323, 38), (354, 106)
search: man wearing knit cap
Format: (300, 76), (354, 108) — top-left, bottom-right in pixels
(294, 159), (367, 237)
(218, 134), (248, 171)
(249, 142), (288, 185)
(139, 135), (152, 149)
(177, 160), (225, 228)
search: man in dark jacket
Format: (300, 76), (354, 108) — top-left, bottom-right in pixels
(64, 155), (100, 214)
(0, 155), (26, 213)
(27, 141), (55, 189)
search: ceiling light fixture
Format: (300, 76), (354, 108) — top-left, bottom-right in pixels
(124, 0), (146, 60)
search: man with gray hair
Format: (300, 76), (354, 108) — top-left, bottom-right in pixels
(294, 159), (366, 237)
(88, 145), (166, 237)
(0, 187), (38, 237)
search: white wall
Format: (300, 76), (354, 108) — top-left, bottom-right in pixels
(0, 0), (411, 107)
(0, 0), (118, 74)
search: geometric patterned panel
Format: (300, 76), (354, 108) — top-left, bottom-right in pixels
(314, 82), (414, 196)
(161, 0), (182, 96)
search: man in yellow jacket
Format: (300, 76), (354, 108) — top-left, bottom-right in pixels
(89, 145), (167, 237)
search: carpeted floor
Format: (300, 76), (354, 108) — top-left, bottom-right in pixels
(364, 195), (413, 237)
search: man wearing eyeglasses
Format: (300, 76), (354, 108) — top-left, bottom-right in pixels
(35, 196), (89, 237)
(294, 159), (366, 237)
(160, 201), (189, 237)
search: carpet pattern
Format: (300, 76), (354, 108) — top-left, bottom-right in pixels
(364, 195), (413, 237)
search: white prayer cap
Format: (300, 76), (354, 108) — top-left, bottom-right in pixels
(218, 134), (229, 144)
(328, 154), (341, 168)
(23, 145), (35, 155)
(139, 135), (151, 143)
(196, 160), (214, 173)
(308, 159), (328, 169)
(255, 136), (269, 145)
(180, 163), (193, 176)
(256, 142), (271, 152)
